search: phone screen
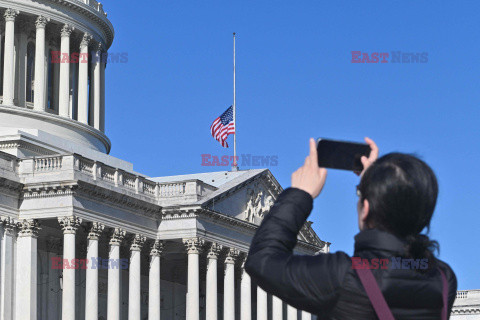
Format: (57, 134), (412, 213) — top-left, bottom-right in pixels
(316, 138), (371, 171)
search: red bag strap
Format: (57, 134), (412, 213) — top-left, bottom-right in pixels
(355, 268), (395, 320)
(355, 266), (450, 320)
(439, 268), (449, 320)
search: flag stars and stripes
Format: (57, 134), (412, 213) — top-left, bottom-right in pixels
(210, 105), (235, 148)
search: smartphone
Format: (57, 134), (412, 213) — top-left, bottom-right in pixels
(316, 138), (371, 172)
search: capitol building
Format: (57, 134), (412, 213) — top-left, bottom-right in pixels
(0, 1), (328, 319)
(0, 1), (477, 320)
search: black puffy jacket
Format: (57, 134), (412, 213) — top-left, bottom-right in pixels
(245, 188), (457, 319)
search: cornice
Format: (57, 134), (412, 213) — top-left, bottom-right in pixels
(451, 307), (480, 314)
(199, 208), (257, 231)
(0, 141), (54, 155)
(161, 207), (199, 220)
(75, 181), (162, 218)
(51, 0), (114, 46)
(297, 237), (326, 253)
(21, 179), (162, 219)
(0, 177), (23, 194)
(0, 0), (114, 48)
(301, 221), (326, 249)
(23, 182), (77, 199)
(0, 105), (111, 153)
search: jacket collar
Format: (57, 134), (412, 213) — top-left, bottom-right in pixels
(354, 228), (407, 255)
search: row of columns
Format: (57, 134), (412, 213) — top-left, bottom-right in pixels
(0, 216), (314, 320)
(183, 238), (314, 320)
(0, 218), (40, 319)
(0, 217), (158, 320)
(1, 9), (106, 131)
(56, 218), (161, 320)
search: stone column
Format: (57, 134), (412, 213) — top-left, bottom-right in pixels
(85, 222), (104, 320)
(272, 296), (283, 320)
(33, 16), (49, 111)
(0, 217), (16, 320)
(15, 219), (40, 320)
(92, 44), (102, 130)
(59, 24), (74, 117)
(206, 243), (222, 320)
(301, 310), (312, 320)
(2, 9), (19, 106)
(224, 248), (239, 320)
(287, 305), (297, 320)
(107, 228), (125, 320)
(58, 216), (82, 320)
(149, 240), (164, 320)
(77, 33), (91, 124)
(257, 286), (268, 320)
(128, 234), (145, 320)
(240, 258), (251, 320)
(183, 238), (204, 320)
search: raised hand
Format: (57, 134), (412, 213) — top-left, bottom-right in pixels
(291, 138), (328, 199)
(359, 137), (379, 176)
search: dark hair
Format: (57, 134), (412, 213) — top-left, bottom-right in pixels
(358, 153), (439, 268)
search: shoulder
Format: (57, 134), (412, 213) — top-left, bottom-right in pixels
(437, 259), (457, 287)
(290, 251), (352, 303)
(436, 259), (458, 305)
(305, 251), (352, 284)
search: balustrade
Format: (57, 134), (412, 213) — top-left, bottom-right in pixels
(12, 154), (209, 204)
(34, 156), (63, 171)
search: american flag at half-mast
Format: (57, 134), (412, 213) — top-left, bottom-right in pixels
(210, 105), (235, 148)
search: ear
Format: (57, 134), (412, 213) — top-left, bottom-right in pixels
(361, 199), (370, 224)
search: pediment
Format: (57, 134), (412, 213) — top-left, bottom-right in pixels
(205, 173), (279, 225)
(201, 170), (324, 248)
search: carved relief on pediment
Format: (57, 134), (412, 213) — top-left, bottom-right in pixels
(243, 182), (276, 224)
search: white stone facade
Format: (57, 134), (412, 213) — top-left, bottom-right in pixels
(0, 3), (326, 319)
(0, 148), (326, 320)
(452, 290), (480, 319)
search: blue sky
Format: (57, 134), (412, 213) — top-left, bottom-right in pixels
(103, 1), (479, 290)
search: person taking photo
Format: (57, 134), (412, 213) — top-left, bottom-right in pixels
(245, 138), (457, 319)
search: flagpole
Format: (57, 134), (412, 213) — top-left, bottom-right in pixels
(232, 32), (238, 171)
